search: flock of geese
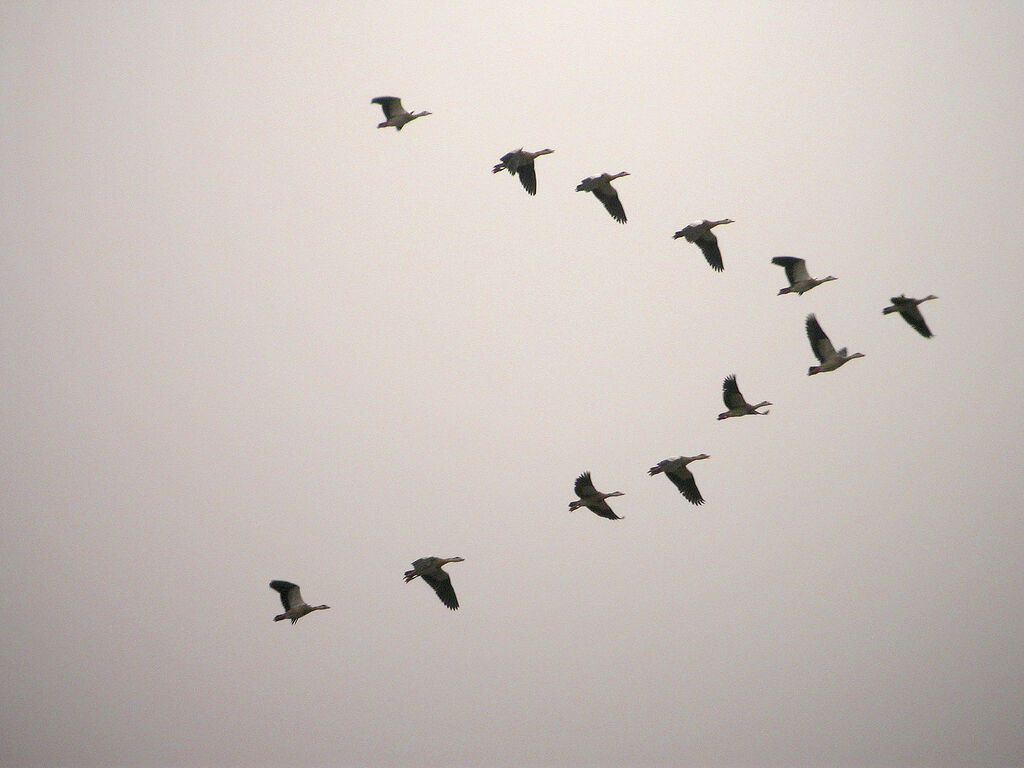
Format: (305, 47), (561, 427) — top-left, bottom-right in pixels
(267, 95), (941, 618)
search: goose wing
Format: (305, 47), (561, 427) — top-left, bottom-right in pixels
(270, 580), (303, 612)
(666, 466), (705, 505)
(695, 232), (723, 272)
(586, 500), (622, 520)
(516, 159), (538, 195)
(772, 256), (809, 284)
(371, 96), (405, 119)
(574, 471), (598, 499)
(420, 568), (459, 610)
(722, 375), (748, 409)
(806, 314), (836, 363)
(591, 184), (626, 223)
(899, 304), (933, 338)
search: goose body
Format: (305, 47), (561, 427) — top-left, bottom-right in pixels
(569, 471), (624, 519)
(806, 314), (864, 375)
(404, 556), (464, 610)
(673, 219), (733, 272)
(371, 96), (431, 130)
(883, 294), (938, 338)
(269, 580), (330, 624)
(648, 455), (709, 506)
(576, 172), (629, 223)
(493, 148), (554, 195)
(771, 256), (837, 295)
(718, 375), (771, 419)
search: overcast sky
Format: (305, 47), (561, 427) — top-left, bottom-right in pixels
(2, 3), (1023, 767)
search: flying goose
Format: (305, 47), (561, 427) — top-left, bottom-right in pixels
(371, 96), (431, 130)
(648, 455), (709, 506)
(718, 375), (771, 419)
(673, 219), (733, 272)
(806, 314), (864, 375)
(771, 256), (837, 295)
(404, 556), (464, 610)
(269, 581), (330, 624)
(569, 471), (624, 519)
(883, 294), (938, 338)
(576, 172), (630, 223)
(492, 148), (554, 195)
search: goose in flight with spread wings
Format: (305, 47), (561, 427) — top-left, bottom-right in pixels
(718, 375), (771, 419)
(673, 219), (733, 272)
(883, 294), (938, 338)
(569, 471), (624, 519)
(806, 314), (864, 375)
(771, 256), (837, 295)
(576, 172), (630, 223)
(648, 455), (710, 506)
(493, 148), (554, 195)
(269, 581), (330, 624)
(404, 556), (464, 610)
(371, 96), (431, 130)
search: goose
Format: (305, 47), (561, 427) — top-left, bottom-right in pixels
(569, 471), (624, 519)
(883, 294), (938, 338)
(718, 375), (771, 419)
(371, 96), (431, 130)
(269, 581), (330, 624)
(492, 148), (554, 195)
(576, 172), (630, 223)
(648, 455), (709, 506)
(673, 219), (733, 272)
(403, 556), (464, 610)
(771, 256), (837, 295)
(806, 314), (864, 375)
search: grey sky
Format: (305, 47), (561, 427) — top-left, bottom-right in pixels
(2, 3), (1023, 766)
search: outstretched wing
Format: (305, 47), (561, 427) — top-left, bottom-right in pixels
(270, 580), (302, 612)
(722, 375), (747, 409)
(695, 232), (723, 272)
(586, 500), (622, 520)
(574, 471), (598, 499)
(772, 256), (809, 284)
(421, 569), (459, 610)
(517, 160), (538, 195)
(591, 186), (626, 223)
(900, 305), (933, 338)
(666, 467), (705, 505)
(806, 314), (835, 363)
(371, 96), (404, 119)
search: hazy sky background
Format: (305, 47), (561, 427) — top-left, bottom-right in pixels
(2, 3), (1023, 766)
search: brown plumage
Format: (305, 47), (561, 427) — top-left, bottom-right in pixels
(576, 172), (630, 223)
(648, 455), (709, 505)
(673, 219), (733, 271)
(569, 471), (624, 519)
(493, 148), (554, 195)
(883, 294), (938, 338)
(404, 556), (464, 610)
